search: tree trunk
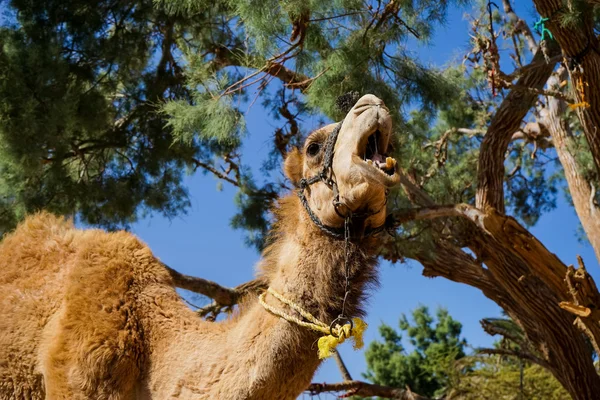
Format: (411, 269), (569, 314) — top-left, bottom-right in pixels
(469, 213), (600, 400)
(533, 0), (600, 179)
(389, 188), (600, 400)
(540, 68), (600, 263)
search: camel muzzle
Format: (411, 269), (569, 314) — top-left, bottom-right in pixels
(295, 94), (398, 240)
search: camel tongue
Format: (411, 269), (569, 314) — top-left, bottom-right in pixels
(372, 153), (384, 164)
(374, 152), (389, 170)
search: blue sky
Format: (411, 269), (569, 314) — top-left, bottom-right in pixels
(130, 0), (600, 394)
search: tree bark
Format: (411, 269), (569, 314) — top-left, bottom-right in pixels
(469, 217), (599, 400)
(533, 0), (600, 180)
(540, 68), (600, 263)
(475, 42), (560, 211)
(396, 204), (600, 400)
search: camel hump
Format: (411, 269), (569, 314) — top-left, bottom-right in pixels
(1, 211), (74, 246)
(0, 212), (168, 398)
(0, 212), (77, 286)
(37, 230), (151, 398)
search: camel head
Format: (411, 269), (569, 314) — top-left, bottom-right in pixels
(285, 94), (400, 235)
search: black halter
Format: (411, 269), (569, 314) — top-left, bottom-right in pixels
(295, 122), (390, 240)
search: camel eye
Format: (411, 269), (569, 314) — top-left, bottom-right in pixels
(306, 142), (321, 157)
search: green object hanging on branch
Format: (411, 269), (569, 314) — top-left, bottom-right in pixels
(534, 17), (553, 41)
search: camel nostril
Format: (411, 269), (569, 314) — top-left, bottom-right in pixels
(353, 94), (385, 109)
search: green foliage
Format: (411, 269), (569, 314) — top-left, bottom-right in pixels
(449, 317), (569, 398)
(363, 306), (467, 397)
(164, 94), (245, 148)
(448, 357), (569, 399)
(0, 0), (473, 246)
(0, 0), (595, 256)
(0, 0), (198, 233)
(557, 0), (586, 29)
(361, 309), (569, 399)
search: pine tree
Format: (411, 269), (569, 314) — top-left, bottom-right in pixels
(0, 0), (463, 242)
(363, 306), (467, 398)
(355, 309), (568, 399)
(3, 0), (600, 398)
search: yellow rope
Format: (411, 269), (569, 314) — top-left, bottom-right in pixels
(258, 287), (368, 359)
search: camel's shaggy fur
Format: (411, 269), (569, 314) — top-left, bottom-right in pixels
(0, 95), (398, 399)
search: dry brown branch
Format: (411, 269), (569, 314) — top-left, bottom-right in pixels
(502, 55), (562, 81)
(306, 380), (431, 399)
(480, 319), (526, 348)
(332, 349), (353, 381)
(558, 255), (600, 356)
(540, 67), (600, 262)
(163, 263), (240, 305)
(383, 171), (600, 399)
(506, 83), (573, 103)
(501, 0), (537, 54)
(475, 40), (561, 212)
(477, 348), (550, 369)
(193, 278), (268, 320)
(191, 159), (240, 187)
(163, 263), (267, 319)
(388, 204), (488, 233)
(208, 46), (311, 90)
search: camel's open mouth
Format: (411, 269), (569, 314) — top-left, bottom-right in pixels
(359, 129), (397, 177)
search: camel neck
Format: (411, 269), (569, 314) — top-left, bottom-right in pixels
(140, 197), (379, 399)
(259, 198), (379, 327)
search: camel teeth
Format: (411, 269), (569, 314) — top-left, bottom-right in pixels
(366, 159), (373, 165)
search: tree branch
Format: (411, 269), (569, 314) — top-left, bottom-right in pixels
(332, 349), (353, 381)
(507, 83), (573, 103)
(475, 40), (560, 212)
(163, 263), (267, 315)
(163, 263), (240, 305)
(388, 204), (488, 232)
(191, 158), (240, 187)
(477, 348), (550, 369)
(532, 0), (600, 186)
(540, 67), (600, 263)
(306, 380), (431, 400)
(501, 0), (537, 54)
(209, 45), (312, 90)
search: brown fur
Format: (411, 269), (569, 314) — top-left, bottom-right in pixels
(0, 95), (397, 399)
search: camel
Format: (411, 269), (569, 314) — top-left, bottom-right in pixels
(0, 94), (400, 399)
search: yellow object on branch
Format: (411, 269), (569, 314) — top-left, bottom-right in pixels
(258, 288), (367, 359)
(569, 76), (590, 110)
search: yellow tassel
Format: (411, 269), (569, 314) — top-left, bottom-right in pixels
(316, 318), (368, 359)
(317, 335), (342, 359)
(351, 317), (367, 350)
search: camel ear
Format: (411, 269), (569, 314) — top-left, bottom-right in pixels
(284, 147), (303, 186)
